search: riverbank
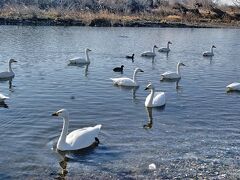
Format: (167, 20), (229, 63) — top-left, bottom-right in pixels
(0, 16), (239, 28)
(0, 6), (239, 28)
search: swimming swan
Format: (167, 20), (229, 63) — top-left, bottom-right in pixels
(0, 59), (17, 79)
(226, 82), (240, 92)
(158, 41), (172, 52)
(110, 68), (144, 87)
(145, 82), (166, 107)
(69, 48), (92, 64)
(141, 45), (158, 57)
(52, 109), (102, 151)
(203, 45), (216, 57)
(161, 62), (186, 80)
(0, 93), (9, 102)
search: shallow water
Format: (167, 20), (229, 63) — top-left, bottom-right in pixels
(0, 26), (239, 179)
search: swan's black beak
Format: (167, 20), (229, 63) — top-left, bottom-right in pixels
(145, 87), (149, 90)
(52, 112), (58, 116)
(140, 70), (144, 72)
(13, 60), (17, 62)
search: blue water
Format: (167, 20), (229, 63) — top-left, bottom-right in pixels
(0, 26), (239, 179)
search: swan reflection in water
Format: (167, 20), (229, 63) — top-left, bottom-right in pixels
(68, 63), (89, 77)
(113, 85), (139, 100)
(54, 141), (100, 179)
(160, 78), (181, 90)
(0, 78), (14, 90)
(143, 107), (153, 129)
(0, 101), (8, 108)
(143, 106), (165, 129)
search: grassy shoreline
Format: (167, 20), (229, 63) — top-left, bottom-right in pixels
(0, 6), (239, 28)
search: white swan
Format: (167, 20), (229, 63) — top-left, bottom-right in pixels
(0, 59), (17, 79)
(141, 45), (158, 57)
(203, 45), (216, 57)
(0, 93), (9, 102)
(110, 68), (144, 87)
(226, 82), (240, 92)
(160, 62), (186, 80)
(145, 82), (166, 107)
(69, 48), (92, 64)
(52, 109), (102, 151)
(158, 41), (172, 52)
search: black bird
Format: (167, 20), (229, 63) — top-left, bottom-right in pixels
(125, 54), (134, 60)
(113, 65), (124, 72)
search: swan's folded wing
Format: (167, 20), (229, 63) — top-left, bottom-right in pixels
(110, 77), (134, 86)
(66, 125), (101, 149)
(141, 51), (155, 56)
(153, 92), (166, 106)
(159, 48), (168, 52)
(0, 72), (13, 79)
(161, 71), (174, 77)
(69, 57), (86, 63)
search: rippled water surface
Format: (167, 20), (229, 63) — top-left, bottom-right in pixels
(0, 26), (239, 179)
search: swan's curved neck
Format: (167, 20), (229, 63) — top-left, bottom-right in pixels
(85, 51), (90, 62)
(57, 116), (69, 148)
(211, 47), (214, 54)
(148, 88), (155, 107)
(133, 70), (138, 83)
(177, 63), (181, 75)
(9, 62), (13, 73)
(152, 47), (156, 53)
(167, 43), (170, 49)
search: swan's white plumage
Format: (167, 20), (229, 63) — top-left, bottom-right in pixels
(145, 83), (166, 107)
(141, 45), (158, 57)
(110, 68), (144, 87)
(52, 109), (101, 151)
(110, 78), (136, 86)
(161, 62), (185, 80)
(161, 71), (180, 79)
(65, 125), (101, 150)
(0, 59), (17, 79)
(145, 92), (165, 107)
(69, 48), (91, 64)
(0, 93), (9, 102)
(226, 82), (240, 91)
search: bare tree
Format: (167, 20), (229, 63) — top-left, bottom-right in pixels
(233, 0), (240, 6)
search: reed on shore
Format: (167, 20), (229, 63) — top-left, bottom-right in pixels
(0, 2), (239, 27)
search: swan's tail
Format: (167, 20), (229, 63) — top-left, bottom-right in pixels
(110, 78), (118, 84)
(0, 94), (9, 100)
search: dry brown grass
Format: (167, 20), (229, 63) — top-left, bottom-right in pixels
(0, 4), (239, 27)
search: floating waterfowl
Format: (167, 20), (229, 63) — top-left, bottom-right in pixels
(158, 41), (172, 53)
(161, 62), (186, 80)
(0, 59), (17, 79)
(226, 82), (240, 92)
(113, 65), (124, 72)
(141, 45), (158, 57)
(203, 45), (216, 57)
(69, 48), (91, 64)
(126, 54), (134, 60)
(145, 82), (166, 107)
(110, 68), (144, 87)
(52, 109), (102, 151)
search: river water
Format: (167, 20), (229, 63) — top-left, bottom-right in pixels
(0, 26), (239, 179)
